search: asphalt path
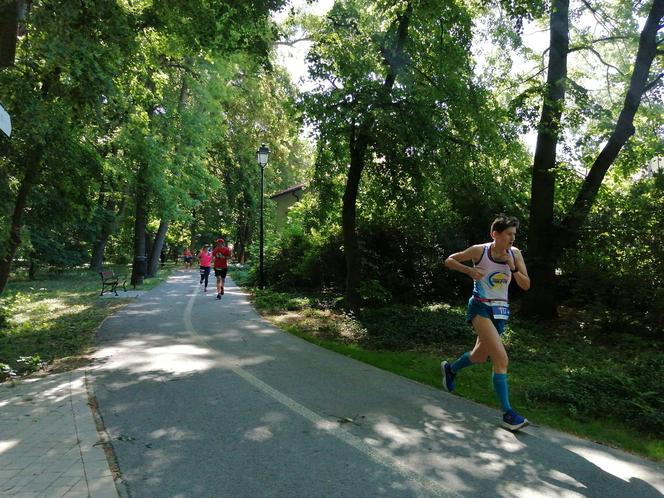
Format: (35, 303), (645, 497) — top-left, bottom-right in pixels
(90, 271), (664, 497)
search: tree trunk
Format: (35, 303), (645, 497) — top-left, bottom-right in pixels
(234, 215), (251, 265)
(522, 0), (569, 319)
(147, 219), (169, 277)
(241, 220), (250, 264)
(341, 2), (413, 310)
(28, 250), (37, 280)
(342, 127), (370, 310)
(523, 0), (663, 320)
(0, 151), (40, 294)
(145, 228), (154, 271)
(0, 0), (18, 68)
(90, 197), (125, 272)
(90, 237), (108, 272)
(130, 186), (148, 286)
(188, 209), (197, 253)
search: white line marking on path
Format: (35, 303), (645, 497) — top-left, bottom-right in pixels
(183, 284), (459, 498)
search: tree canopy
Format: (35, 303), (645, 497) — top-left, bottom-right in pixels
(0, 0), (662, 331)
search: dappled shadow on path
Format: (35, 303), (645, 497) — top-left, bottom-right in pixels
(89, 271), (664, 498)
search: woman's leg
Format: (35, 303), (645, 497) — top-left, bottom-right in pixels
(470, 316), (508, 373)
(449, 351), (474, 373)
(471, 316), (512, 412)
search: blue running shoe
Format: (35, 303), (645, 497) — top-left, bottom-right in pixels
(502, 409), (529, 431)
(441, 361), (455, 392)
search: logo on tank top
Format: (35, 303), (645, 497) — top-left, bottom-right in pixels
(488, 271), (509, 289)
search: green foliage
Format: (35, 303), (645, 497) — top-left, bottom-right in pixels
(0, 0), (135, 278)
(295, 0), (533, 307)
(559, 173), (664, 336)
(253, 290), (312, 313)
(262, 205), (344, 289)
(357, 279), (391, 306)
(141, 0), (284, 58)
(0, 0), (305, 292)
(357, 303), (470, 350)
(263, 188), (528, 306)
(0, 303), (9, 329)
(526, 354), (664, 437)
(16, 355), (45, 375)
(186, 60), (311, 255)
(229, 265), (254, 287)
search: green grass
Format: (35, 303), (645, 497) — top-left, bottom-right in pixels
(0, 263), (176, 380)
(230, 271), (664, 462)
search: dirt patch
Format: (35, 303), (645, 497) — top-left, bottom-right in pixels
(44, 355), (93, 374)
(267, 308), (368, 343)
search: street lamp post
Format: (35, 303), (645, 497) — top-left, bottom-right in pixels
(256, 144), (270, 289)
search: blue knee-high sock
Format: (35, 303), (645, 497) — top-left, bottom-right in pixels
(450, 352), (473, 374)
(492, 373), (511, 412)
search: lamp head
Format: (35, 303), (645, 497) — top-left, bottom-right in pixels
(256, 143), (270, 168)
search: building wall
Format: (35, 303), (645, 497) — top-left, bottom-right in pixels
(272, 190), (302, 229)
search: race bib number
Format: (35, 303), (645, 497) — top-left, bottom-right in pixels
(491, 300), (510, 320)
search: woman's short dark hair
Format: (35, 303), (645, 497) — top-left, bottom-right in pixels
(491, 215), (519, 233)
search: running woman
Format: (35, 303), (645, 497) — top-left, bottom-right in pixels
(441, 215), (531, 430)
(212, 238), (232, 300)
(198, 245), (212, 292)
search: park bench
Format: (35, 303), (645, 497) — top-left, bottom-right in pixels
(99, 270), (127, 296)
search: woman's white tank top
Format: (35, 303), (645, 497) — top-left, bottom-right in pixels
(472, 243), (512, 302)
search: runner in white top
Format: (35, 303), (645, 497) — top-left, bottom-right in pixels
(471, 242), (513, 320)
(441, 215), (531, 430)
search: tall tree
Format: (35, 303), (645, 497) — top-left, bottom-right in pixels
(305, 0), (503, 309)
(523, 0), (664, 318)
(524, 0), (570, 318)
(122, 1), (289, 284)
(89, 195), (126, 272)
(0, 0), (134, 294)
(0, 0), (21, 68)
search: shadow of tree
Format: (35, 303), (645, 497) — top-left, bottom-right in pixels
(89, 274), (664, 497)
(0, 266), (171, 377)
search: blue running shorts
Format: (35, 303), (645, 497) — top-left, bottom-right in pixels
(466, 297), (507, 335)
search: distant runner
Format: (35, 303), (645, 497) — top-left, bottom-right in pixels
(183, 247), (193, 268)
(441, 215), (531, 431)
(198, 245), (212, 292)
(212, 238), (232, 300)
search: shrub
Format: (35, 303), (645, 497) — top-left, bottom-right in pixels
(263, 223), (344, 290)
(358, 279), (392, 306)
(357, 303), (470, 350)
(526, 355), (664, 437)
(253, 290), (311, 313)
(0, 362), (15, 382)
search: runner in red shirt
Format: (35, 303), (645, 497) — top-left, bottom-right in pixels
(212, 238), (232, 299)
(183, 248), (193, 268)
